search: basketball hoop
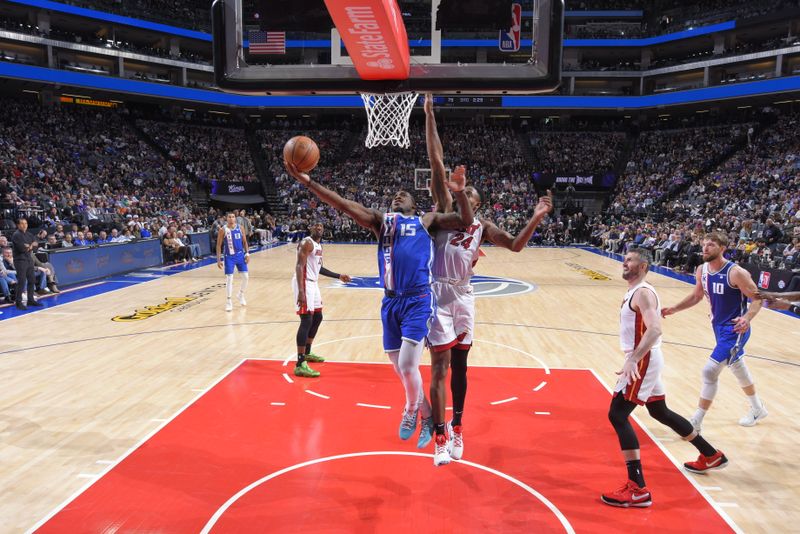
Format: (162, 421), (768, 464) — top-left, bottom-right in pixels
(360, 92), (418, 149)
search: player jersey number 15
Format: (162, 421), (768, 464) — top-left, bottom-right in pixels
(400, 223), (416, 236)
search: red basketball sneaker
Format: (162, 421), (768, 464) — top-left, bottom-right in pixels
(684, 450), (729, 474)
(601, 480), (652, 508)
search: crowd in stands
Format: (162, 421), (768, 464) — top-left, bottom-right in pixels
(609, 123), (753, 214)
(528, 131), (625, 174)
(1, 95), (797, 299)
(139, 120), (258, 183)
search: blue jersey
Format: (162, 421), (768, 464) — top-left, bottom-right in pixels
(701, 261), (748, 327)
(222, 225), (245, 257)
(378, 213), (433, 294)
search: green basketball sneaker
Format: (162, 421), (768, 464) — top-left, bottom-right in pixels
(304, 352), (326, 363)
(294, 361), (320, 378)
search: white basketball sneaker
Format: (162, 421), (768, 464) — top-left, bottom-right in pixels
(433, 433), (451, 466)
(447, 421), (464, 460)
(238, 291), (247, 306)
(739, 403), (768, 427)
(225, 299), (233, 312)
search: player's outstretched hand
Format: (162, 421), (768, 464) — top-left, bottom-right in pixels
(535, 190), (553, 216)
(424, 93), (434, 114)
(755, 290), (778, 301)
(446, 165), (466, 193)
(616, 356), (641, 386)
(661, 306), (675, 318)
(284, 160), (311, 185)
(339, 274), (352, 283)
(733, 315), (751, 334)
(765, 298), (791, 310)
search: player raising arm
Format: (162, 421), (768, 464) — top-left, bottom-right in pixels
(284, 158), (474, 449)
(423, 93), (552, 465)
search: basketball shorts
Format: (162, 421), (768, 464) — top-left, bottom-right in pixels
(381, 292), (435, 352)
(292, 277), (322, 315)
(614, 346), (665, 405)
(224, 254), (248, 275)
(428, 281), (475, 352)
(710, 323), (750, 363)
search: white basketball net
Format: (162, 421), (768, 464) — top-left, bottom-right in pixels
(360, 91), (418, 149)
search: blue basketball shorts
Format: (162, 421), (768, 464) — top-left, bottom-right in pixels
(710, 323), (750, 363)
(224, 254), (248, 275)
(381, 292), (435, 352)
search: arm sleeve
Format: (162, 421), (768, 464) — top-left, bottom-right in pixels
(319, 266), (341, 279)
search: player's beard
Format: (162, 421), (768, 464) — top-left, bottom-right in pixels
(703, 251), (720, 262)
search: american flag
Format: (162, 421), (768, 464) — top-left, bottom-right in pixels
(248, 30), (285, 54)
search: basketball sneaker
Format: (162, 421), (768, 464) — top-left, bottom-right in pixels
(684, 450), (729, 474)
(293, 361), (320, 378)
(738, 403), (768, 427)
(433, 433), (451, 466)
(304, 352), (325, 363)
(447, 421), (464, 460)
(399, 409), (418, 440)
(601, 480), (652, 508)
(238, 291), (246, 306)
(225, 299), (233, 312)
(417, 416), (434, 449)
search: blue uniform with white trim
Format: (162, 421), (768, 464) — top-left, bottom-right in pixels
(378, 213), (435, 351)
(222, 224), (248, 275)
(701, 261), (749, 363)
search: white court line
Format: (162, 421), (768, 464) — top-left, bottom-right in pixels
(199, 451), (575, 534)
(256, 356), (582, 371)
(587, 368), (743, 534)
(490, 397), (518, 405)
(356, 403), (391, 410)
(270, 402), (286, 406)
(282, 373), (293, 384)
(76, 473), (100, 479)
(27, 359), (252, 533)
(533, 381), (547, 391)
(534, 411), (551, 415)
(305, 390), (330, 400)
(95, 460), (114, 465)
(473, 338), (551, 374)
(446, 406), (452, 411)
(281, 334), (382, 366)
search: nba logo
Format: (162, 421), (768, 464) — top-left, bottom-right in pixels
(499, 3), (522, 52)
(758, 271), (771, 289)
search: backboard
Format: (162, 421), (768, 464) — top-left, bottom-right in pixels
(213, 0), (563, 95)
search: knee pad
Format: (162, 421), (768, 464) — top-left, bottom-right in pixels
(701, 359), (724, 401)
(729, 358), (754, 388)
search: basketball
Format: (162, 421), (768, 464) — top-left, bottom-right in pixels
(283, 136), (320, 173)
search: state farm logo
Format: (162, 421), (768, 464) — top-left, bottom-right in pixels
(367, 58), (395, 70)
(345, 6), (395, 70)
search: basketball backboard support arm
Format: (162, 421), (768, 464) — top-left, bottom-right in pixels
(213, 0), (563, 95)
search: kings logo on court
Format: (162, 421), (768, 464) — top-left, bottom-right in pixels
(331, 275), (535, 298)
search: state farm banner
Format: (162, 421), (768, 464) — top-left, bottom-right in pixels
(532, 172), (618, 190)
(324, 0), (411, 80)
(210, 181), (263, 196)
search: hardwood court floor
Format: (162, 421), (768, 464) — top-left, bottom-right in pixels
(0, 245), (797, 532)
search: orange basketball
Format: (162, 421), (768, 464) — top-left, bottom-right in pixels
(283, 136), (320, 173)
